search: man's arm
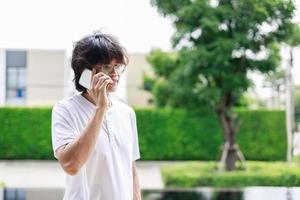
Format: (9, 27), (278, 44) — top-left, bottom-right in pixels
(55, 71), (112, 176)
(56, 107), (106, 176)
(133, 162), (141, 200)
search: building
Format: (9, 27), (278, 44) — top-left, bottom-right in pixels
(0, 49), (153, 107)
(126, 53), (153, 108)
(0, 49), (69, 106)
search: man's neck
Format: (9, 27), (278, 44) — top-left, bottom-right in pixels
(81, 92), (112, 107)
(81, 92), (95, 105)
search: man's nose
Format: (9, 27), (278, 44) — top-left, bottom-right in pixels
(110, 67), (118, 76)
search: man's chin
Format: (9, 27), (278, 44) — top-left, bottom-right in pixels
(107, 86), (117, 93)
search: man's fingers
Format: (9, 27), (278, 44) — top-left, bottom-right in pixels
(91, 72), (110, 88)
(101, 79), (112, 89)
(91, 69), (99, 89)
(95, 77), (111, 89)
(94, 72), (107, 78)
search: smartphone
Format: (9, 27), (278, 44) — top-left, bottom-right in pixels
(79, 68), (112, 89)
(79, 69), (92, 89)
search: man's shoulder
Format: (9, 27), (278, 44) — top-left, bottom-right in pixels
(113, 99), (135, 115)
(53, 94), (80, 112)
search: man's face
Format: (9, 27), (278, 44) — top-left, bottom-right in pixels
(94, 60), (125, 93)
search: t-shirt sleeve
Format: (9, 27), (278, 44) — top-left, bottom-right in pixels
(130, 109), (141, 161)
(51, 102), (76, 159)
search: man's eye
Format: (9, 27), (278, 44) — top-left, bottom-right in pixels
(104, 65), (112, 70)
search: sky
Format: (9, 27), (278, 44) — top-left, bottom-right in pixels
(0, 0), (299, 99)
(0, 0), (174, 54)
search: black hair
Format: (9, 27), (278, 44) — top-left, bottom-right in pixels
(71, 31), (129, 92)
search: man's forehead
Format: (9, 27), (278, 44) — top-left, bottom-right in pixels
(95, 62), (121, 68)
(95, 59), (119, 68)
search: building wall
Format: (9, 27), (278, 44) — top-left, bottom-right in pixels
(0, 49), (6, 106)
(25, 49), (128, 106)
(0, 49), (153, 107)
(126, 53), (153, 107)
(113, 68), (127, 103)
(27, 49), (66, 106)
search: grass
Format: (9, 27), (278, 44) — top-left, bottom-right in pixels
(161, 161), (300, 188)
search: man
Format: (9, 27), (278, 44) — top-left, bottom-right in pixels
(51, 32), (141, 200)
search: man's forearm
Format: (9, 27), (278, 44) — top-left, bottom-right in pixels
(57, 107), (107, 175)
(133, 162), (141, 200)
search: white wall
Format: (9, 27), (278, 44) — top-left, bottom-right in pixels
(126, 53), (153, 107)
(112, 69), (127, 103)
(0, 49), (6, 106)
(27, 49), (66, 106)
(63, 57), (74, 98)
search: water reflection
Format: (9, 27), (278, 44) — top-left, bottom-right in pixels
(143, 190), (208, 200)
(213, 191), (243, 200)
(1, 187), (299, 200)
(142, 187), (300, 200)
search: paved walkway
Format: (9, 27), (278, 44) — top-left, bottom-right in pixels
(0, 160), (164, 190)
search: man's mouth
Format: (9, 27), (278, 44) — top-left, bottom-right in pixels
(111, 79), (118, 85)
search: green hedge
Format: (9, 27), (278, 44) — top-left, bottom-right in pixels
(161, 161), (300, 187)
(0, 107), (52, 159)
(136, 108), (287, 161)
(0, 107), (286, 160)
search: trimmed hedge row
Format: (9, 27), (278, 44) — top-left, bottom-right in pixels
(136, 108), (287, 161)
(161, 161), (300, 187)
(0, 107), (287, 160)
(0, 107), (52, 159)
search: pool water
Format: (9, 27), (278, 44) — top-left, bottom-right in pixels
(142, 187), (298, 200)
(1, 187), (299, 200)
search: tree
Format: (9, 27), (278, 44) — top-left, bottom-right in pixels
(284, 23), (300, 161)
(147, 0), (300, 170)
(263, 68), (286, 108)
(294, 85), (300, 122)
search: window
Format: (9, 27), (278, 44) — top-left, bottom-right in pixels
(6, 50), (27, 105)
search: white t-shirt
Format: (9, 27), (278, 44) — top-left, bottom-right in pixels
(51, 93), (140, 200)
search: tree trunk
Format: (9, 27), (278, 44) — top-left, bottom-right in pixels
(216, 92), (245, 171)
(218, 108), (237, 170)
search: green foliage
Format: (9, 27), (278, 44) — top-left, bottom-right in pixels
(264, 68), (285, 90)
(162, 161), (300, 188)
(147, 0), (299, 109)
(0, 107), (286, 160)
(0, 107), (53, 159)
(137, 108), (287, 161)
(148, 0), (299, 170)
(136, 108), (223, 160)
(285, 21), (300, 46)
(235, 109), (286, 160)
(146, 49), (178, 79)
(294, 85), (300, 122)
